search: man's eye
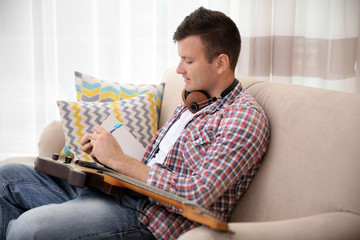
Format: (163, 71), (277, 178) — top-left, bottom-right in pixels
(186, 60), (193, 64)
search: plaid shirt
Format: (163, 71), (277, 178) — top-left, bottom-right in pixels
(139, 81), (270, 239)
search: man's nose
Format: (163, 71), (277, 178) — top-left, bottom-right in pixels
(176, 62), (185, 74)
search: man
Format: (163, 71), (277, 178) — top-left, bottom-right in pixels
(0, 7), (269, 240)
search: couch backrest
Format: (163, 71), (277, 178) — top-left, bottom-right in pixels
(159, 68), (185, 128)
(231, 79), (360, 222)
(160, 68), (360, 223)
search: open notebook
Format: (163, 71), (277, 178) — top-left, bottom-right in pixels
(101, 114), (146, 161)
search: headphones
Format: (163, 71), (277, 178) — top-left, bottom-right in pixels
(182, 79), (239, 113)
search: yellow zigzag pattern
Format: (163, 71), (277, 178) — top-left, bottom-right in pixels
(147, 92), (157, 135)
(111, 101), (123, 123)
(71, 102), (83, 143)
(71, 102), (91, 162)
(120, 91), (138, 99)
(82, 88), (100, 97)
(101, 92), (120, 101)
(76, 92), (82, 101)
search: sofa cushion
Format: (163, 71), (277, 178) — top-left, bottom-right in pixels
(57, 92), (158, 162)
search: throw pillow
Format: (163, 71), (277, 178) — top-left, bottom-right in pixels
(57, 92), (157, 162)
(74, 71), (164, 114)
(60, 71), (164, 158)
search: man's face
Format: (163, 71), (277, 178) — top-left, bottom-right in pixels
(176, 35), (218, 95)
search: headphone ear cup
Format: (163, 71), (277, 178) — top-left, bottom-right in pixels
(182, 89), (189, 103)
(182, 90), (211, 113)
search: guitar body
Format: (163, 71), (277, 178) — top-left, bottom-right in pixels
(34, 156), (125, 195)
(34, 156), (229, 232)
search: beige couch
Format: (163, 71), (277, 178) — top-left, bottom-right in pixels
(2, 68), (360, 239)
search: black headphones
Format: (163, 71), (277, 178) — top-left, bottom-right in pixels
(182, 79), (239, 113)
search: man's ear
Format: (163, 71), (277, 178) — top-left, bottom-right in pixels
(216, 54), (230, 75)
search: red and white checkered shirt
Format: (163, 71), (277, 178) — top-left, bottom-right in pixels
(140, 81), (270, 239)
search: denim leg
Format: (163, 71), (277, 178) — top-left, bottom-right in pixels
(1, 163), (155, 240)
(7, 189), (155, 240)
(0, 163), (81, 240)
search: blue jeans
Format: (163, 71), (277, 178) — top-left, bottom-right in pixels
(0, 163), (156, 240)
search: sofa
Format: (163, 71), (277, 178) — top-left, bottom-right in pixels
(2, 67), (360, 239)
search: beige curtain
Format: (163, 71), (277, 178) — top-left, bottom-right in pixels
(235, 0), (360, 94)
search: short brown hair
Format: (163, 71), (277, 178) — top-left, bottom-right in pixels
(173, 7), (241, 71)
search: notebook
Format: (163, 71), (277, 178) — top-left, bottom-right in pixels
(101, 114), (146, 161)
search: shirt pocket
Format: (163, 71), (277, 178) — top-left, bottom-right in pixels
(183, 127), (216, 169)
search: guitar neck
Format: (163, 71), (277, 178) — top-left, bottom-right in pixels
(76, 160), (228, 231)
(103, 171), (228, 232)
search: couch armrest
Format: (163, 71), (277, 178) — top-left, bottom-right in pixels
(0, 156), (36, 166)
(38, 120), (65, 157)
(177, 212), (360, 240)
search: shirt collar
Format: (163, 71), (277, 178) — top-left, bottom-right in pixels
(201, 79), (243, 114)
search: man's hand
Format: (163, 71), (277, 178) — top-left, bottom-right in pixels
(80, 132), (93, 155)
(80, 125), (150, 183)
(83, 125), (124, 166)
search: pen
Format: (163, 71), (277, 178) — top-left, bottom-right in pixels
(110, 123), (123, 134)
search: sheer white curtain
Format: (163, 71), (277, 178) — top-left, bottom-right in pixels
(1, 0), (359, 160)
(0, 0), (205, 160)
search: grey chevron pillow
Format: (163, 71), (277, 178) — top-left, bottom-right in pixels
(57, 92), (158, 162)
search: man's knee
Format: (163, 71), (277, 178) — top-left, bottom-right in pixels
(6, 207), (63, 240)
(7, 219), (43, 240)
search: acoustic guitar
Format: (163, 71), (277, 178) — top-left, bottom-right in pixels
(34, 155), (229, 232)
